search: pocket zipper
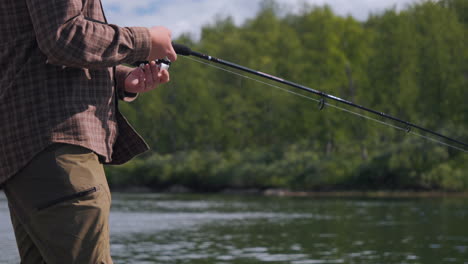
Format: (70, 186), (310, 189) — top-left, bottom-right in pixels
(37, 187), (98, 211)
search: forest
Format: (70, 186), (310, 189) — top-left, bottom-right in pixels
(106, 0), (468, 192)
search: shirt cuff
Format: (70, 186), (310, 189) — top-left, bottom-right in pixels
(126, 27), (151, 63)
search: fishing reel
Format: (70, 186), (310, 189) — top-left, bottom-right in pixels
(132, 58), (171, 71)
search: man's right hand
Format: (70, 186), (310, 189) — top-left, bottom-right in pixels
(147, 26), (177, 62)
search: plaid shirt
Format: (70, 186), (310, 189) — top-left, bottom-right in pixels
(0, 0), (152, 184)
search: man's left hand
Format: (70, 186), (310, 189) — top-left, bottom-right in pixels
(124, 61), (170, 93)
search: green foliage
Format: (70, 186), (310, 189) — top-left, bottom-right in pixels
(109, 0), (468, 191)
(106, 141), (360, 191)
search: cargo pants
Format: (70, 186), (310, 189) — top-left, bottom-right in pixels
(3, 144), (113, 264)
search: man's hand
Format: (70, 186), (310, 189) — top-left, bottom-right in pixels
(147, 26), (177, 62)
(124, 61), (170, 93)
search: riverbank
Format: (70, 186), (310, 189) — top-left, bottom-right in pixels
(105, 143), (468, 193)
(108, 185), (468, 198)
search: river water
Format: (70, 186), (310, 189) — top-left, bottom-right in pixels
(1, 192), (467, 263)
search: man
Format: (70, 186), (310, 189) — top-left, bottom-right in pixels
(0, 0), (176, 262)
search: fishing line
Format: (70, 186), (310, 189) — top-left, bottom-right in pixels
(182, 55), (468, 153)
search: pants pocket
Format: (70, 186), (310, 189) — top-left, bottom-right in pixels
(36, 186), (99, 211)
(4, 144), (113, 263)
(30, 183), (111, 263)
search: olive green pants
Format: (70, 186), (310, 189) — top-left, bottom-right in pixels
(3, 144), (113, 264)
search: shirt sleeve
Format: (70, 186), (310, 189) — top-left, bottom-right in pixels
(26, 0), (151, 69)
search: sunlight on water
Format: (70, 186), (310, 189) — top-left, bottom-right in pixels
(1, 192), (468, 264)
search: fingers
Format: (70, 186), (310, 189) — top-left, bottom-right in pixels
(132, 67), (146, 89)
(159, 69), (170, 84)
(144, 63), (156, 90)
(167, 46), (177, 62)
(138, 68), (145, 89)
(150, 62), (170, 85)
(150, 61), (160, 82)
(125, 62), (170, 94)
(139, 61), (169, 92)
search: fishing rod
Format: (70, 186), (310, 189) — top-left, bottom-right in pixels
(138, 43), (468, 152)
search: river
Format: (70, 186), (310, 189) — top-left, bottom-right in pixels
(1, 192), (467, 263)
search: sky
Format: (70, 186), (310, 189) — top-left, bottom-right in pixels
(102, 0), (421, 40)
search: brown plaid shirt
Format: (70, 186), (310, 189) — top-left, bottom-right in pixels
(0, 0), (152, 184)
